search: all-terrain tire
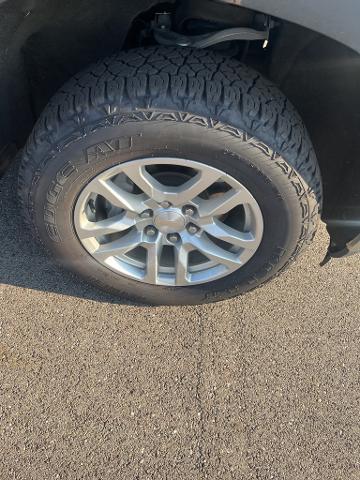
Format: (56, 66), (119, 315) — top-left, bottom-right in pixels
(18, 46), (322, 305)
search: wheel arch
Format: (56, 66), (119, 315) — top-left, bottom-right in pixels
(217, 0), (360, 54)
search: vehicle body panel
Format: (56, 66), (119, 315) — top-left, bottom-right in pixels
(218, 0), (360, 53)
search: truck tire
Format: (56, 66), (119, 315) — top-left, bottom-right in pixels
(18, 46), (322, 305)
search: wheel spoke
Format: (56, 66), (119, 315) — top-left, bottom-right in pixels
(92, 229), (141, 261)
(188, 233), (242, 269)
(195, 189), (252, 218)
(203, 219), (258, 250)
(143, 238), (163, 284)
(174, 244), (192, 285)
(124, 164), (221, 206)
(91, 178), (146, 213)
(124, 163), (170, 202)
(174, 169), (221, 204)
(77, 213), (136, 240)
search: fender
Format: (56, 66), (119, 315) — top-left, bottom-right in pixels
(217, 0), (360, 53)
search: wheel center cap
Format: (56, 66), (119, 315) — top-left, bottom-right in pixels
(154, 209), (186, 233)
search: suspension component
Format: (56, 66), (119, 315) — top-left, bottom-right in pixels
(152, 11), (275, 49)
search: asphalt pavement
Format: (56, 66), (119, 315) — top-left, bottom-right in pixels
(0, 162), (359, 479)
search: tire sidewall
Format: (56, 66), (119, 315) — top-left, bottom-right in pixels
(30, 114), (309, 304)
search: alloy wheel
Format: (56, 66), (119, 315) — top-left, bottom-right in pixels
(74, 158), (264, 286)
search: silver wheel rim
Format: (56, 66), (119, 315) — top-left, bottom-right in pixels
(74, 158), (264, 286)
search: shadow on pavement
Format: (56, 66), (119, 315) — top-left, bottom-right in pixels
(0, 161), (135, 304)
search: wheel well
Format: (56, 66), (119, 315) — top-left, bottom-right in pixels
(268, 22), (360, 223)
(0, 0), (359, 224)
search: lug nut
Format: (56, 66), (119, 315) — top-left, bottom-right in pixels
(167, 233), (180, 244)
(160, 201), (171, 209)
(183, 205), (196, 216)
(140, 209), (153, 219)
(187, 223), (199, 235)
(145, 226), (157, 237)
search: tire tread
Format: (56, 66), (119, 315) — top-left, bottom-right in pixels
(18, 46), (322, 303)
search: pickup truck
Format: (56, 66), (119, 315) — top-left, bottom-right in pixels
(1, 0), (359, 304)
